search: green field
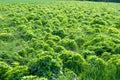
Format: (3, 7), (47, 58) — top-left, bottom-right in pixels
(0, 1), (120, 80)
(0, 0), (58, 3)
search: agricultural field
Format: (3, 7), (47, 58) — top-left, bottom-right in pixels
(0, 1), (120, 80)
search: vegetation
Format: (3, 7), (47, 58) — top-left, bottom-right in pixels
(0, 1), (120, 80)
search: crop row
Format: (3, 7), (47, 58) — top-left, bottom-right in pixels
(0, 2), (120, 80)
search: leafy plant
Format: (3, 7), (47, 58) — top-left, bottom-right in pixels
(59, 51), (86, 74)
(5, 66), (29, 80)
(21, 76), (48, 80)
(83, 56), (107, 80)
(0, 1), (120, 80)
(57, 68), (77, 80)
(107, 55), (120, 80)
(0, 61), (11, 80)
(28, 55), (62, 79)
(0, 33), (14, 41)
(60, 39), (78, 51)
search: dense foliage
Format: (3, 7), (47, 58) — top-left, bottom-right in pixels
(0, 1), (120, 80)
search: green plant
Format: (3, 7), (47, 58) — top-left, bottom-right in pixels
(91, 18), (106, 25)
(21, 76), (48, 80)
(0, 61), (11, 80)
(28, 55), (62, 79)
(83, 56), (107, 80)
(59, 51), (86, 74)
(75, 37), (85, 48)
(60, 39), (78, 51)
(0, 1), (120, 80)
(107, 55), (120, 80)
(81, 50), (95, 59)
(0, 33), (14, 41)
(57, 68), (77, 80)
(52, 29), (67, 38)
(101, 52), (112, 61)
(5, 66), (29, 80)
(54, 46), (65, 53)
(113, 45), (120, 54)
